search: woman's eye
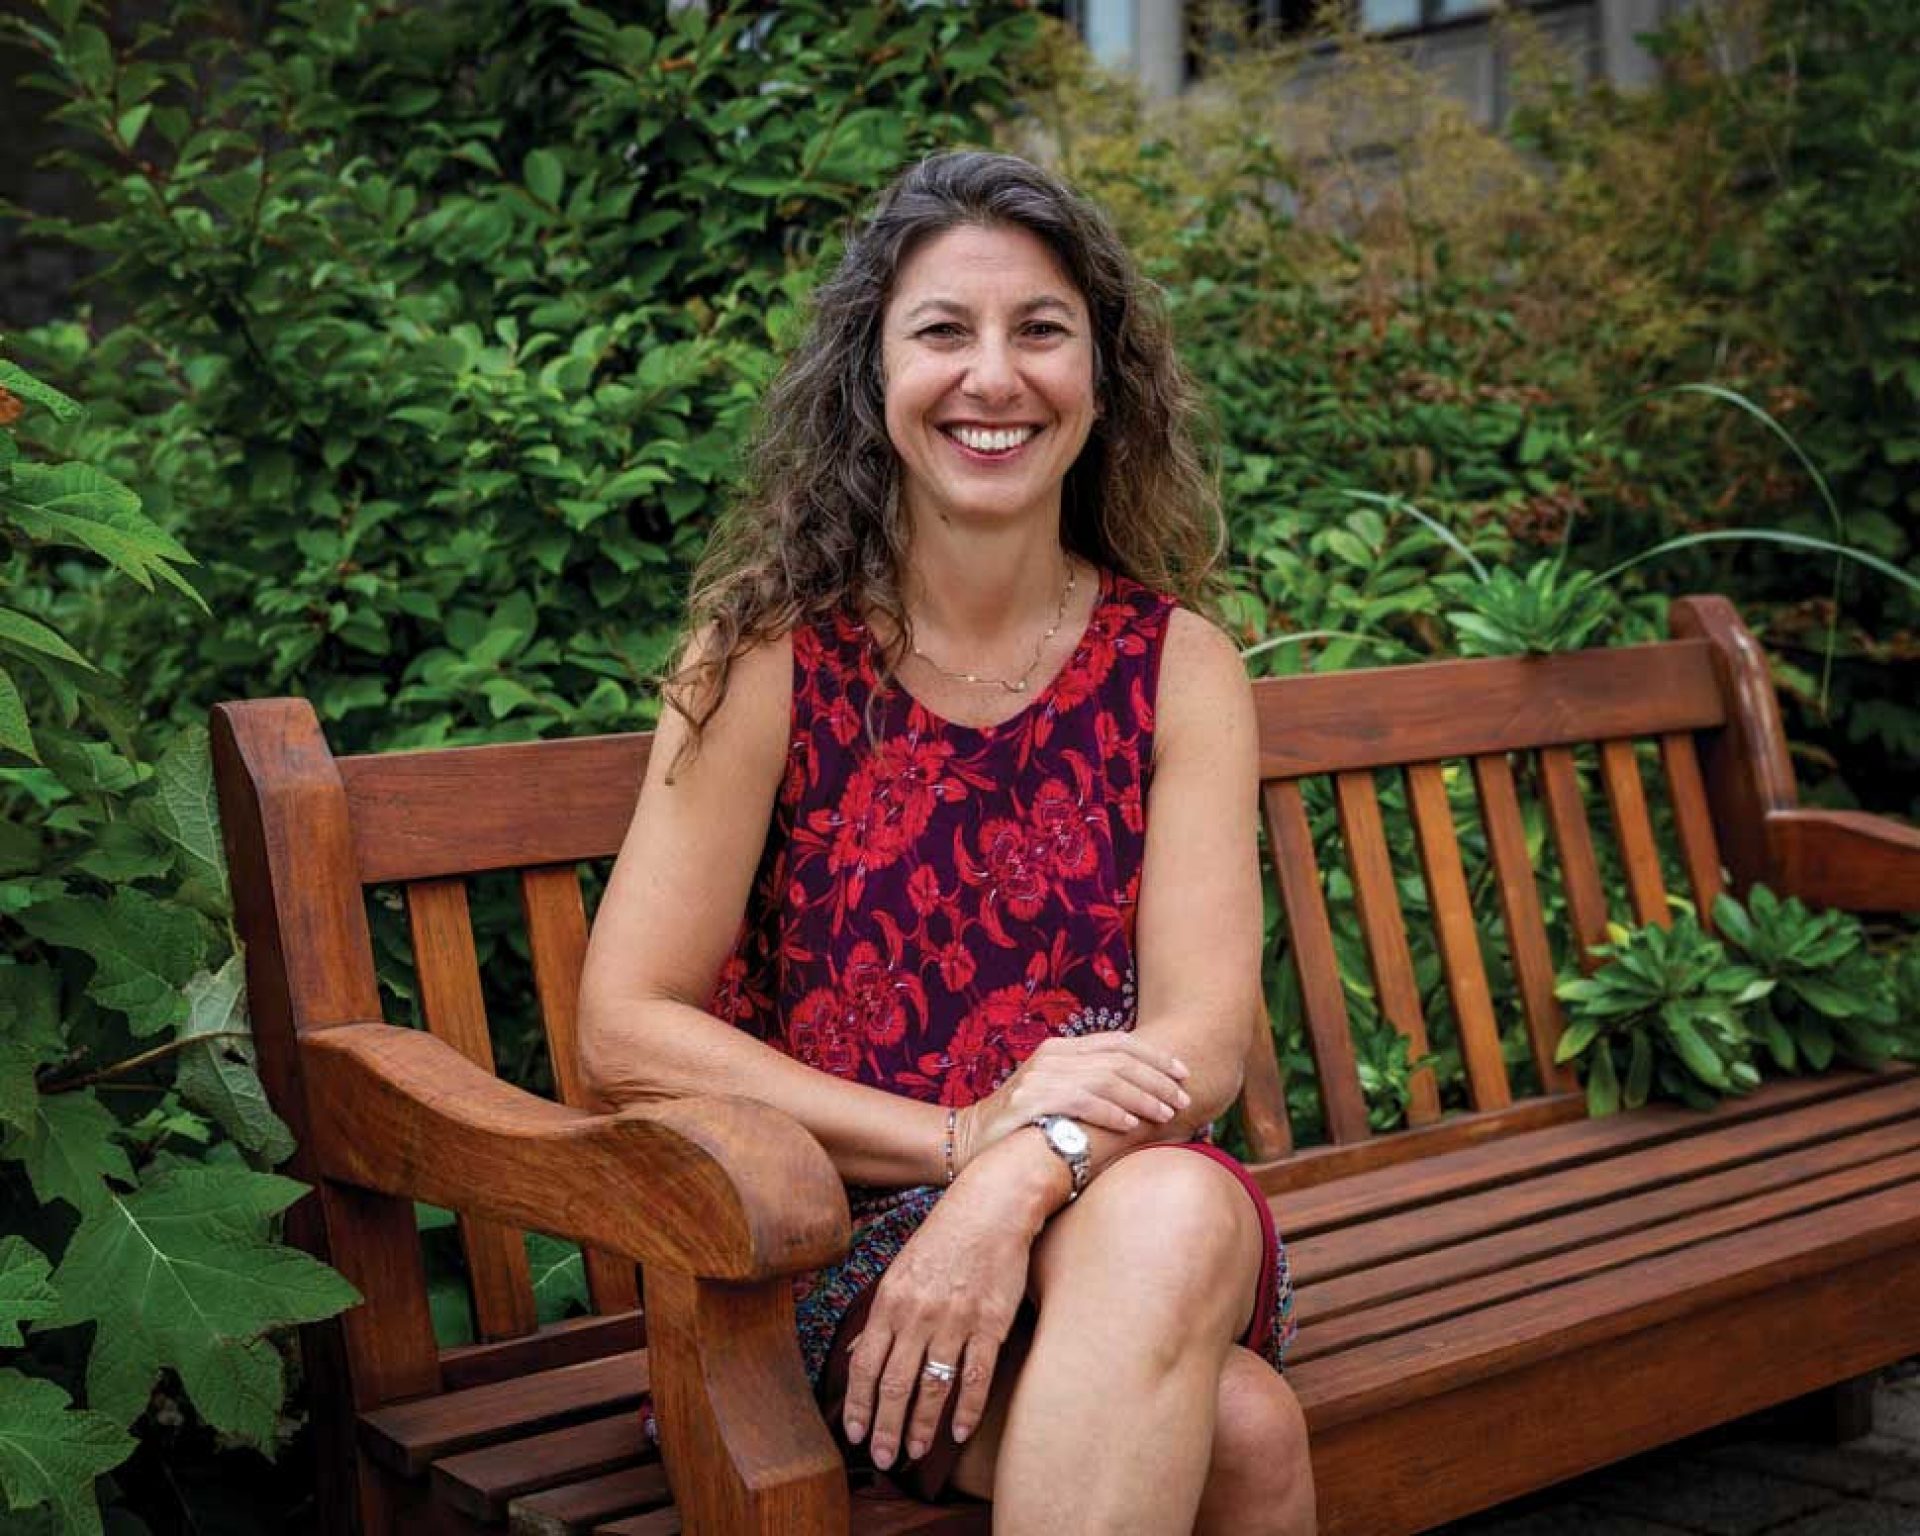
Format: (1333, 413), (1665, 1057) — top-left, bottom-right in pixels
(917, 323), (964, 340)
(1025, 322), (1068, 339)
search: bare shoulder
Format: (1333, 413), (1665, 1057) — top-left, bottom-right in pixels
(1155, 606), (1255, 763)
(652, 626), (794, 790)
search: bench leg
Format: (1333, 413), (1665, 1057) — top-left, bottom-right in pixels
(646, 1265), (849, 1535)
(1777, 1373), (1878, 1444)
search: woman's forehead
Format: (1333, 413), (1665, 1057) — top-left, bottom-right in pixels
(888, 223), (1085, 312)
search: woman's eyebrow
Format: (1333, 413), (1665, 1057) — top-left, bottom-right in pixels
(900, 295), (1081, 324)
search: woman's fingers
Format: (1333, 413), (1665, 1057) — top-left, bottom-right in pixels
(903, 1332), (968, 1462)
(949, 1333), (999, 1446)
(841, 1323), (891, 1446)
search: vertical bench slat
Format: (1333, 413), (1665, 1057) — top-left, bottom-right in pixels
(1599, 739), (1670, 927)
(1239, 997), (1295, 1161)
(1333, 771), (1443, 1127)
(1471, 754), (1576, 1093)
(521, 865), (643, 1314)
(1539, 746), (1611, 971)
(1405, 764), (1510, 1112)
(1659, 732), (1726, 927)
(1262, 781), (1371, 1145)
(405, 879), (540, 1342)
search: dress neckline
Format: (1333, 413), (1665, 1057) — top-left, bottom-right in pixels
(867, 565), (1115, 739)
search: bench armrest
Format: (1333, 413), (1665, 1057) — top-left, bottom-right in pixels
(1765, 808), (1920, 914)
(302, 1022), (850, 1280)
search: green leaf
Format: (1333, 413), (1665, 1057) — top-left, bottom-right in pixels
(4, 1092), (135, 1215)
(173, 957), (293, 1164)
(146, 726), (228, 893)
(0, 1369), (134, 1536)
(1667, 1016), (1730, 1089)
(48, 1168), (360, 1444)
(524, 149), (564, 206)
(1624, 1030), (1653, 1108)
(1787, 975), (1869, 1018)
(1761, 1014), (1797, 1072)
(17, 892), (209, 1036)
(1586, 1042), (1621, 1116)
(0, 610), (92, 672)
(526, 1233), (589, 1324)
(0, 1237), (58, 1347)
(0, 665), (34, 761)
(0, 362), (82, 423)
(1554, 1015), (1602, 1063)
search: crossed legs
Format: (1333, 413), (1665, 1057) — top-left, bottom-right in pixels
(945, 1147), (1316, 1535)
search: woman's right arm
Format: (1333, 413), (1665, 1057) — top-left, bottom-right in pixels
(577, 632), (1190, 1189)
(578, 633), (954, 1188)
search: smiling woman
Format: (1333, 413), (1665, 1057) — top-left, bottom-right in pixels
(577, 152), (1315, 1536)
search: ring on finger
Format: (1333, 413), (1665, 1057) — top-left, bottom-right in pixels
(920, 1358), (958, 1385)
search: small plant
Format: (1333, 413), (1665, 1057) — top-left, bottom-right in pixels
(1554, 915), (1767, 1115)
(1436, 559), (1619, 658)
(1714, 886), (1916, 1070)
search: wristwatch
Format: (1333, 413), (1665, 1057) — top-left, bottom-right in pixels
(1031, 1115), (1092, 1202)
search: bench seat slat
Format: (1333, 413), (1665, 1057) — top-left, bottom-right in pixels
(433, 1411), (649, 1522)
(592, 1495), (993, 1535)
(1292, 1144), (1920, 1362)
(1273, 1070), (1906, 1234)
(1296, 1113), (1920, 1324)
(360, 1348), (650, 1478)
(1290, 1173), (1920, 1432)
(1286, 1071), (1920, 1275)
(508, 1463), (671, 1535)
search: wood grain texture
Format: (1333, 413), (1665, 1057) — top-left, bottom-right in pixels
(1238, 996), (1294, 1162)
(645, 1265), (848, 1536)
(1470, 754), (1575, 1093)
(432, 1411), (649, 1522)
(1268, 1072), (1902, 1235)
(1333, 771), (1442, 1126)
(508, 1463), (670, 1535)
(304, 1023), (849, 1281)
(1262, 781), (1369, 1145)
(210, 699), (442, 1447)
(1659, 732), (1726, 924)
(1293, 1119), (1920, 1337)
(1538, 746), (1611, 969)
(1251, 641), (1725, 779)
(339, 733), (651, 884)
(360, 1349), (649, 1477)
(1765, 808), (1920, 912)
(1404, 764), (1508, 1113)
(1598, 738), (1669, 926)
(408, 879), (539, 1341)
(1668, 597), (1800, 896)
(520, 864), (643, 1313)
(1305, 1236), (1920, 1536)
(439, 1312), (644, 1393)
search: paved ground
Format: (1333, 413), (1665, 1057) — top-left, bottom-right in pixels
(1439, 1364), (1920, 1536)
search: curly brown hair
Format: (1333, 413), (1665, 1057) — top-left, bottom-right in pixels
(665, 149), (1223, 770)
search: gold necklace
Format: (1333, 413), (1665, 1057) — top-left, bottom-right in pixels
(909, 562), (1077, 695)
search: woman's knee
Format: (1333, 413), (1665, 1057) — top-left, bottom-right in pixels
(1203, 1350), (1316, 1536)
(1032, 1148), (1263, 1327)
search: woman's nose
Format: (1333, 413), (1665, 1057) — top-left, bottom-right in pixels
(962, 336), (1021, 403)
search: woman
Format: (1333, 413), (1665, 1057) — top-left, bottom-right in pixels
(577, 150), (1315, 1536)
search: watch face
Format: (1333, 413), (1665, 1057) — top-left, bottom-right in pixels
(1050, 1118), (1090, 1157)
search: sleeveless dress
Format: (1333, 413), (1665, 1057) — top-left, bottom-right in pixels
(709, 568), (1296, 1393)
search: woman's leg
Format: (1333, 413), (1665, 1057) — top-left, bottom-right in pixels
(1193, 1347), (1316, 1536)
(984, 1146), (1276, 1536)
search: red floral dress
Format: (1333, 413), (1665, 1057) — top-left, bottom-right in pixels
(711, 568), (1294, 1387)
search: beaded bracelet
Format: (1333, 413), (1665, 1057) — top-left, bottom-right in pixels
(942, 1106), (958, 1185)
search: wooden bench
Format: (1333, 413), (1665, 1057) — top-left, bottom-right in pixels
(211, 594), (1920, 1536)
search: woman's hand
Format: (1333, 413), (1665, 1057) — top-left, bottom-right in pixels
(842, 1135), (1057, 1468)
(955, 1032), (1191, 1169)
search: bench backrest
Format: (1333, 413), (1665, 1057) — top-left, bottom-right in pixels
(210, 594), (1793, 1420)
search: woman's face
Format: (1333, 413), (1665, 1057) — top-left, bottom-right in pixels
(880, 221), (1097, 538)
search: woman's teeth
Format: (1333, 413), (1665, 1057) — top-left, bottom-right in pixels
(949, 426), (1037, 453)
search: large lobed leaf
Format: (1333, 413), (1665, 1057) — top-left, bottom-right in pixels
(47, 1167), (360, 1446)
(0, 1370), (133, 1536)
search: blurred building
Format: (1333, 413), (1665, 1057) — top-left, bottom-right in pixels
(1055, 0), (1690, 117)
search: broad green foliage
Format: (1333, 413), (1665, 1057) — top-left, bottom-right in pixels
(1553, 893), (1916, 1116)
(1714, 886), (1915, 1071)
(0, 1372), (134, 1536)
